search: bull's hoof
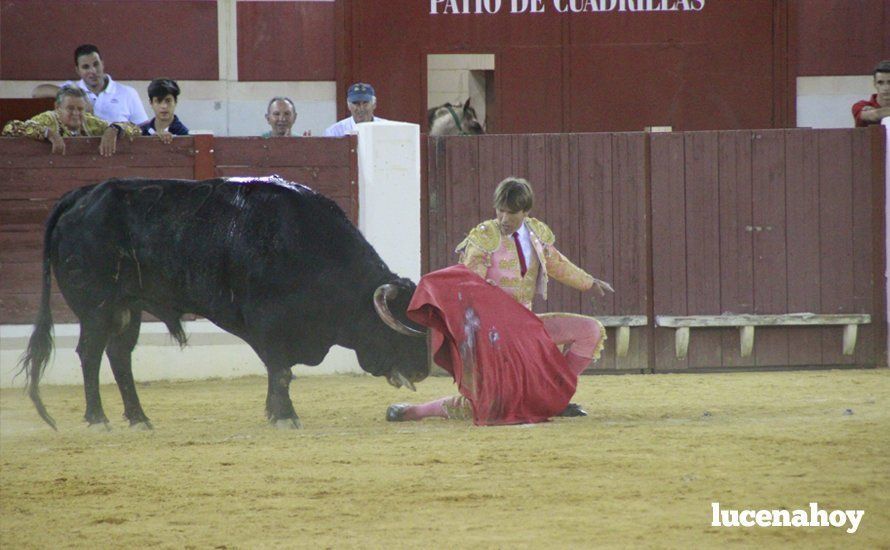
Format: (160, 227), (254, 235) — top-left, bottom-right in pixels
(87, 422), (111, 432)
(272, 417), (302, 430)
(386, 403), (411, 422)
(130, 421), (153, 431)
(557, 403), (588, 417)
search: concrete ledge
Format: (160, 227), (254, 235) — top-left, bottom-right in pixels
(0, 320), (364, 388)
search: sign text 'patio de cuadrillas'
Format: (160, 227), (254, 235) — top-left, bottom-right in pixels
(430, 0), (705, 14)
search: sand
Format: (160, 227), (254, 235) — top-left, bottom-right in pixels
(1, 369), (888, 548)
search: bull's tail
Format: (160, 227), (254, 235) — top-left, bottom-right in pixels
(17, 188), (89, 430)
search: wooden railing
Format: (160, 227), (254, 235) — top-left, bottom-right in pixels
(0, 135), (358, 324)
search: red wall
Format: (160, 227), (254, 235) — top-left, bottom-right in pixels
(341, 0), (784, 133)
(794, 0), (890, 77)
(237, 0), (336, 81)
(0, 0), (219, 81)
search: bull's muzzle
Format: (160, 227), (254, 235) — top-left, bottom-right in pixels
(386, 371), (416, 392)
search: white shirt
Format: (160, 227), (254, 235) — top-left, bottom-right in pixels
(323, 116), (389, 137)
(515, 222), (533, 265)
(62, 75), (148, 124)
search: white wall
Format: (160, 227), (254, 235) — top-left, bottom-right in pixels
(796, 76), (875, 129)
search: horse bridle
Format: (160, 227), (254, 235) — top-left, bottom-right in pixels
(445, 104), (469, 136)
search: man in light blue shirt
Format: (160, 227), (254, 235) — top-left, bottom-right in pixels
(324, 82), (387, 137)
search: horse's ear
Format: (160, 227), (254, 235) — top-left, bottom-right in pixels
(463, 97), (472, 110)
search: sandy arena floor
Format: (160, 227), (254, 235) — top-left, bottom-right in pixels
(1, 369), (888, 549)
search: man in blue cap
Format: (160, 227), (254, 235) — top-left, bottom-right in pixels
(324, 82), (388, 137)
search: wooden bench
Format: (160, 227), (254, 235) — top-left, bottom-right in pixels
(655, 313), (872, 359)
(596, 315), (648, 357)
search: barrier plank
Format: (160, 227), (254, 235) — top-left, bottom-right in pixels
(784, 129), (823, 365)
(818, 130), (856, 365)
(684, 132), (722, 368)
(717, 131), (755, 367)
(751, 130), (789, 366)
(651, 132), (688, 369)
(851, 128), (876, 365)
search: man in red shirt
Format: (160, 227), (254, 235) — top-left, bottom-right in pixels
(852, 60), (890, 127)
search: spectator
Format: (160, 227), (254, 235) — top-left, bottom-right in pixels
(262, 97), (300, 137)
(141, 79), (189, 143)
(61, 44), (148, 124)
(2, 86), (139, 156)
(324, 82), (388, 137)
(852, 60), (890, 127)
(386, 177), (613, 423)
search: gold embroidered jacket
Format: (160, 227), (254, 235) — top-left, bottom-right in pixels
(455, 217), (594, 309)
(2, 110), (140, 140)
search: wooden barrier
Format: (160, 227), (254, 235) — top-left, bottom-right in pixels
(427, 128), (887, 371)
(0, 135), (358, 325)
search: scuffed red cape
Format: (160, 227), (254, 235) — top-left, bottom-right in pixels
(406, 264), (577, 425)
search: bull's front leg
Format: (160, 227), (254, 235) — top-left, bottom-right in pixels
(265, 365), (301, 429)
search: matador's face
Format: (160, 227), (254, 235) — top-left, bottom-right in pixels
(496, 208), (529, 236)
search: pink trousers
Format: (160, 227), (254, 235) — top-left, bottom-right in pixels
(538, 313), (606, 362)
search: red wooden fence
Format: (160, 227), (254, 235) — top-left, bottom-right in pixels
(426, 129), (887, 371)
(0, 135), (358, 324)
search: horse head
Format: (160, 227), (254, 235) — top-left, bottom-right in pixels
(428, 98), (485, 136)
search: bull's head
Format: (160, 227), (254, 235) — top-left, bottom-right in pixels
(357, 279), (429, 390)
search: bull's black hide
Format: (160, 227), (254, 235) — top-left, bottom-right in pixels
(19, 176), (429, 429)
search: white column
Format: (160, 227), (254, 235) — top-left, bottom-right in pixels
(881, 117), (890, 366)
(355, 121), (422, 282)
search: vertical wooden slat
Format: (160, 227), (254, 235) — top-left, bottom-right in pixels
(578, 133), (617, 369)
(192, 134), (216, 180)
(851, 128), (874, 365)
(650, 133), (687, 370)
(784, 129), (823, 365)
(612, 133), (649, 371)
(718, 131), (755, 367)
(476, 135), (514, 222)
(444, 137), (480, 269)
(684, 132), (722, 368)
(818, 130), (856, 365)
(426, 137), (448, 272)
(751, 130), (789, 366)
(544, 134), (580, 315)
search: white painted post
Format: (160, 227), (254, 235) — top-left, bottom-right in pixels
(355, 121), (422, 282)
(884, 119), (889, 367)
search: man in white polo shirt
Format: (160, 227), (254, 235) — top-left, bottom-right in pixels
(61, 44), (148, 124)
(323, 82), (388, 137)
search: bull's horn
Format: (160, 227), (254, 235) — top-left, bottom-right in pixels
(373, 284), (425, 337)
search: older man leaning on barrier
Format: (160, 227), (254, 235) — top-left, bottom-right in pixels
(2, 86), (139, 156)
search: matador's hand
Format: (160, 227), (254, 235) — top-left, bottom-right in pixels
(590, 278), (614, 297)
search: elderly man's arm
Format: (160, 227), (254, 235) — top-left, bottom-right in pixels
(2, 112), (67, 154)
(83, 114), (140, 157)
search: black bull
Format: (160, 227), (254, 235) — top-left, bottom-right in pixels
(19, 177), (429, 430)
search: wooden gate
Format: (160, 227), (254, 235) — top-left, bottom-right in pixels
(426, 129), (887, 370)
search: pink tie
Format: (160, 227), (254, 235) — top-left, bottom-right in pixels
(512, 232), (527, 277)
